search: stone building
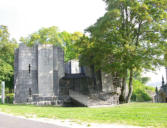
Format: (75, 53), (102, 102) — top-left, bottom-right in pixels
(14, 43), (121, 106)
(154, 75), (167, 103)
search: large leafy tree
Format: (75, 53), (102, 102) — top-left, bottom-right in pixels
(0, 25), (18, 92)
(78, 0), (167, 103)
(20, 26), (82, 62)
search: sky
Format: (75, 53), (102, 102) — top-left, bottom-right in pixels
(0, 0), (106, 41)
(0, 0), (165, 87)
(143, 68), (165, 87)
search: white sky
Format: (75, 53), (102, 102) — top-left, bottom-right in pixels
(0, 0), (106, 41)
(0, 0), (165, 87)
(143, 67), (165, 87)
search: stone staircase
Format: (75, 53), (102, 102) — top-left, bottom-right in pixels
(69, 90), (119, 107)
(26, 95), (64, 106)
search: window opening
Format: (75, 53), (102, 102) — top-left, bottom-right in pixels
(29, 88), (32, 97)
(28, 64), (31, 74)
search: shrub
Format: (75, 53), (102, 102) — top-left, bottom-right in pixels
(5, 93), (14, 104)
(132, 89), (152, 102)
(131, 80), (153, 102)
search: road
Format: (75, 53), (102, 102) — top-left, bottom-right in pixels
(0, 113), (70, 128)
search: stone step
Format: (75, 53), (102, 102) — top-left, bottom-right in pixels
(69, 89), (119, 107)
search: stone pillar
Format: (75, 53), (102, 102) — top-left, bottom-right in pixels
(1, 81), (5, 104)
(14, 44), (38, 103)
(38, 44), (54, 97)
(53, 47), (65, 96)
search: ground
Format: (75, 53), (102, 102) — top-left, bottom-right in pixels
(0, 112), (68, 128)
(0, 103), (166, 128)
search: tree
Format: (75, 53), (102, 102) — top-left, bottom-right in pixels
(78, 0), (167, 103)
(0, 25), (18, 92)
(61, 31), (83, 62)
(20, 26), (83, 62)
(131, 79), (154, 102)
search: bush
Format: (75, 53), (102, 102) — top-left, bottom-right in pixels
(5, 93), (14, 104)
(131, 89), (152, 102)
(131, 80), (153, 102)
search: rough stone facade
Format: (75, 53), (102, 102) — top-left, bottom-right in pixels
(14, 44), (120, 106)
(154, 75), (167, 103)
(14, 44), (38, 103)
(14, 44), (65, 105)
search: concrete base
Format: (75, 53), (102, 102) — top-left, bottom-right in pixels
(25, 94), (71, 106)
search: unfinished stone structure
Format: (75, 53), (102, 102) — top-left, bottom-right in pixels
(14, 43), (120, 106)
(154, 74), (167, 103)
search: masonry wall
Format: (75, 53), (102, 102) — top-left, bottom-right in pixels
(14, 44), (120, 105)
(14, 48), (19, 88)
(60, 76), (94, 95)
(38, 44), (54, 97)
(101, 72), (114, 93)
(53, 46), (65, 96)
(158, 87), (167, 103)
(14, 44), (38, 103)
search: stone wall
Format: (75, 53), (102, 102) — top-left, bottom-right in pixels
(18, 44), (38, 71)
(14, 48), (19, 89)
(15, 71), (38, 103)
(101, 72), (114, 93)
(38, 44), (54, 97)
(156, 86), (167, 103)
(60, 74), (94, 96)
(14, 44), (38, 103)
(14, 44), (120, 106)
(53, 46), (65, 96)
(14, 44), (65, 104)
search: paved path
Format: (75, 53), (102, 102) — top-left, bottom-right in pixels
(0, 113), (69, 128)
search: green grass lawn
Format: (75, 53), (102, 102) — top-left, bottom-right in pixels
(0, 103), (167, 128)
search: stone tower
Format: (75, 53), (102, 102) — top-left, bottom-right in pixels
(14, 43), (64, 104)
(14, 43), (120, 106)
(154, 71), (167, 103)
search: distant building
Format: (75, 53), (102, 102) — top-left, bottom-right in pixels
(14, 43), (121, 106)
(154, 69), (167, 103)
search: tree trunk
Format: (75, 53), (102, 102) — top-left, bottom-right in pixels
(119, 76), (127, 103)
(126, 69), (133, 103)
(119, 70), (128, 103)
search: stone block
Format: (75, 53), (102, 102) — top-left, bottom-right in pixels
(38, 44), (54, 97)
(101, 72), (114, 93)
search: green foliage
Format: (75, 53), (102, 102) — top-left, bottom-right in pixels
(133, 72), (151, 84)
(20, 26), (83, 62)
(0, 25), (18, 91)
(0, 85), (14, 104)
(131, 89), (152, 102)
(0, 60), (13, 81)
(0, 103), (167, 128)
(82, 0), (167, 74)
(131, 79), (154, 102)
(76, 0), (167, 102)
(5, 93), (14, 104)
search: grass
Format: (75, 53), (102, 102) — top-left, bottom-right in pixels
(0, 103), (167, 128)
